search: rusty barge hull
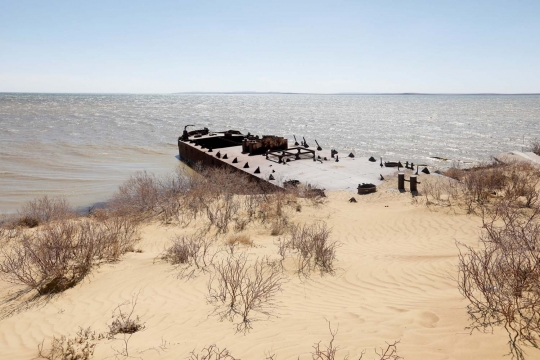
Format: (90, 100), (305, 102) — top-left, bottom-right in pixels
(177, 130), (284, 190)
(178, 128), (398, 193)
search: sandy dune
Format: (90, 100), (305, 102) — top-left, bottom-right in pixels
(0, 181), (512, 359)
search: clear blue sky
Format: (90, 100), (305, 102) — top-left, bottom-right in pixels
(1, 0), (539, 93)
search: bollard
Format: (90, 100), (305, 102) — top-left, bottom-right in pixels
(398, 173), (405, 191)
(410, 175), (418, 192)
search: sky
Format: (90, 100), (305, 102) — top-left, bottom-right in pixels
(0, 0), (539, 94)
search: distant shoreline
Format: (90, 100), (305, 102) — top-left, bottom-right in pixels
(1, 92), (540, 96)
(173, 92), (540, 96)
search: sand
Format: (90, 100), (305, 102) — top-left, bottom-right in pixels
(0, 179), (513, 359)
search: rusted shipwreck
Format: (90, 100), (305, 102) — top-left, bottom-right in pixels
(178, 126), (399, 193)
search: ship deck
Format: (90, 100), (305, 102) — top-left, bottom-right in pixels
(179, 134), (399, 192)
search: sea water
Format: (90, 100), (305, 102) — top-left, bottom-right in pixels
(1, 93), (539, 213)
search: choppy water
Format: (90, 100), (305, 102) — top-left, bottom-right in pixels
(1, 93), (539, 213)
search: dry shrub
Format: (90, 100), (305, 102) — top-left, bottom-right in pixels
(187, 166), (300, 234)
(108, 297), (145, 336)
(242, 192), (265, 221)
(37, 295), (144, 359)
(281, 222), (338, 276)
(301, 183), (327, 206)
(372, 343), (402, 360)
(153, 173), (194, 225)
(37, 327), (101, 360)
(421, 177), (460, 209)
(233, 217), (249, 232)
(161, 234), (216, 278)
(189, 345), (239, 360)
(191, 322), (400, 359)
(204, 193), (241, 234)
(531, 139), (540, 156)
(270, 217), (289, 236)
(226, 234), (253, 247)
(0, 219), (140, 294)
(98, 216), (141, 260)
(431, 161), (540, 214)
(108, 171), (162, 221)
(458, 203), (540, 360)
(182, 167), (277, 234)
(107, 170), (195, 224)
(107, 166), (298, 235)
(207, 254), (285, 332)
(0, 222), (19, 246)
(107, 293), (145, 357)
(257, 190), (297, 226)
(17, 196), (74, 228)
(0, 221), (96, 294)
(442, 166), (465, 181)
(461, 162), (508, 210)
(311, 322), (401, 360)
(503, 163), (540, 208)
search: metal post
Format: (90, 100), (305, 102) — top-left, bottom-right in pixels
(398, 173), (405, 191)
(410, 175), (418, 192)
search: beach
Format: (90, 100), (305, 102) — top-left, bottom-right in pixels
(1, 94), (539, 359)
(0, 176), (512, 359)
(3, 0), (540, 357)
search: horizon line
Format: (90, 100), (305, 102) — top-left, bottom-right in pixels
(1, 91), (540, 96)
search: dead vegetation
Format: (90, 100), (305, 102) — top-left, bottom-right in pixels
(108, 296), (145, 337)
(1, 164), (342, 356)
(531, 139), (540, 156)
(105, 166), (306, 236)
(20, 195), (75, 226)
(226, 234), (253, 247)
(190, 322), (400, 360)
(108, 293), (146, 357)
(207, 254), (285, 332)
(458, 202), (540, 360)
(160, 234), (216, 278)
(419, 160), (540, 358)
(278, 222), (338, 276)
(189, 344), (239, 360)
(1, 196), (75, 229)
(0, 218), (140, 295)
(421, 161), (540, 214)
(310, 322), (401, 360)
(37, 327), (101, 360)
(36, 294), (145, 360)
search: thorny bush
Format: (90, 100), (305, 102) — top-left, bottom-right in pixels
(191, 322), (400, 360)
(0, 218), (140, 294)
(427, 161), (540, 214)
(280, 222), (338, 276)
(15, 196), (74, 228)
(160, 234), (216, 278)
(531, 139), (540, 156)
(207, 254), (285, 332)
(37, 327), (101, 360)
(458, 202), (540, 360)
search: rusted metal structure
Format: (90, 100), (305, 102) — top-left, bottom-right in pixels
(398, 172), (420, 193)
(177, 125), (409, 193)
(357, 183), (376, 195)
(178, 127), (287, 189)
